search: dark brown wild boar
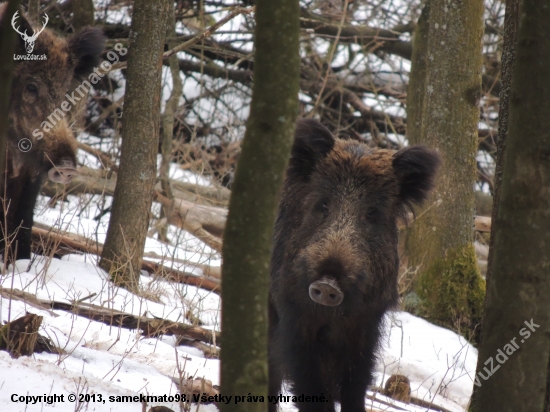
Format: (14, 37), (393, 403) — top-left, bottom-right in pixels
(269, 119), (440, 412)
(0, 5), (105, 261)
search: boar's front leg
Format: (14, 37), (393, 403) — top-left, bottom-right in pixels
(339, 351), (375, 412)
(287, 348), (336, 412)
(12, 176), (42, 260)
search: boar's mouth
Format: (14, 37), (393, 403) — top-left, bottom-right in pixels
(309, 277), (344, 307)
(48, 162), (77, 184)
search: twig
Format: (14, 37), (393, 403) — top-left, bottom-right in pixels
(109, 7), (254, 72)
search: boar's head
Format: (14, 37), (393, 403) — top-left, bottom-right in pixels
(0, 4), (105, 182)
(271, 119), (440, 321)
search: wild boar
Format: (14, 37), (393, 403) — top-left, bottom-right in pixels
(0, 5), (105, 261)
(269, 119), (440, 412)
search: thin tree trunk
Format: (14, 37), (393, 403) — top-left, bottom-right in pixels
(70, 0), (95, 30)
(219, 0), (300, 408)
(27, 0), (40, 21)
(158, 6), (182, 242)
(405, 0), (485, 341)
(471, 0), (550, 409)
(406, 2), (429, 146)
(469, 0), (520, 406)
(99, 0), (168, 290)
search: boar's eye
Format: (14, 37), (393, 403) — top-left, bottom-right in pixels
(314, 198), (330, 218)
(25, 82), (39, 97)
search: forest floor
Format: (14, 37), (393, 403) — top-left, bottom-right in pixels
(0, 153), (476, 412)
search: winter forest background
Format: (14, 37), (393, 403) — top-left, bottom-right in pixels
(1, 0), (549, 411)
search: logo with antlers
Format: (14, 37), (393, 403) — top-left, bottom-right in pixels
(11, 11), (49, 54)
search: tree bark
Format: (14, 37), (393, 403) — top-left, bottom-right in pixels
(26, 0), (40, 20)
(0, 313), (43, 358)
(406, 2), (430, 146)
(70, 0), (95, 30)
(469, 0), (520, 406)
(405, 0), (485, 340)
(219, 0), (300, 408)
(99, 0), (168, 290)
(471, 0), (550, 409)
(484, 0), (520, 283)
(158, 6), (182, 242)
(0, 0), (20, 184)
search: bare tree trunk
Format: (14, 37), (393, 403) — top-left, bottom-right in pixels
(70, 0), (95, 30)
(66, 0), (97, 134)
(406, 2), (429, 146)
(471, 0), (550, 409)
(27, 0), (40, 21)
(405, 0), (485, 340)
(469, 0), (520, 406)
(99, 0), (168, 290)
(219, 0), (300, 408)
(0, 0), (20, 181)
(485, 0), (520, 283)
(158, 5), (182, 242)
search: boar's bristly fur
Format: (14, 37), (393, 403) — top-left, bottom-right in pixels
(0, 5), (105, 261)
(269, 119), (440, 412)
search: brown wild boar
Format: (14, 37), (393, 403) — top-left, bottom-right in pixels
(269, 119), (440, 412)
(0, 5), (105, 261)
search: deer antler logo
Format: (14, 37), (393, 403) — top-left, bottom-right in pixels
(11, 11), (49, 54)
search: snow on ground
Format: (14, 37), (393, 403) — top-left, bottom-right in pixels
(1, 255), (477, 412)
(0, 148), (477, 411)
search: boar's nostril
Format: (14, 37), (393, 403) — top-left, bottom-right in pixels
(309, 278), (343, 307)
(48, 166), (77, 184)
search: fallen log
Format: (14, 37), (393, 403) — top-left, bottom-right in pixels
(176, 337), (219, 359)
(42, 165), (230, 207)
(141, 260), (220, 293)
(172, 376), (219, 399)
(41, 167), (227, 246)
(31, 223), (221, 294)
(154, 192), (225, 252)
(143, 251), (220, 280)
(474, 215), (491, 232)
(47, 300), (220, 343)
(0, 288), (219, 345)
(0, 285), (59, 316)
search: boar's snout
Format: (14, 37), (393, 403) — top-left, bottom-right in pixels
(309, 277), (344, 306)
(48, 160), (77, 184)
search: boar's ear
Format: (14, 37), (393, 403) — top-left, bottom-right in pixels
(68, 27), (106, 79)
(288, 119), (335, 181)
(393, 145), (440, 211)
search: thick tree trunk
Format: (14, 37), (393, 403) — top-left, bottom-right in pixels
(469, 0), (520, 406)
(219, 0), (300, 408)
(99, 0), (168, 290)
(405, 0), (485, 340)
(470, 0), (550, 409)
(485, 0), (520, 283)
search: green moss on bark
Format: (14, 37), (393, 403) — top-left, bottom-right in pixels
(416, 243), (485, 341)
(405, 0), (485, 341)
